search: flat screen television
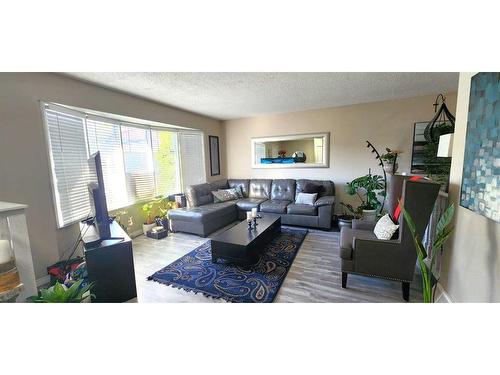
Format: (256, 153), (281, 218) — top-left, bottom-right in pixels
(87, 151), (111, 241)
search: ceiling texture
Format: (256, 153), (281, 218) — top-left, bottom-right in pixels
(63, 72), (459, 120)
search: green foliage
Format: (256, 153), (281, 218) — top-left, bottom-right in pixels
(422, 122), (452, 186)
(142, 202), (155, 224)
(340, 202), (362, 219)
(345, 174), (385, 211)
(154, 131), (179, 195)
(27, 280), (95, 303)
(400, 202), (455, 303)
(380, 148), (398, 162)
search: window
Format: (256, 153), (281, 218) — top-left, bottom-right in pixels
(42, 103), (205, 228)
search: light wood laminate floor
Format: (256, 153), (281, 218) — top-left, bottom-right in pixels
(132, 224), (423, 303)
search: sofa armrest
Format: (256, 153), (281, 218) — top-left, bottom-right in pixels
(352, 219), (376, 231)
(314, 195), (335, 207)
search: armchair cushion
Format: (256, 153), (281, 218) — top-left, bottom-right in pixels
(314, 195), (335, 207)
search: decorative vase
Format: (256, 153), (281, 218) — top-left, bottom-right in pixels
(142, 223), (155, 236)
(337, 216), (353, 230)
(383, 162), (398, 175)
(362, 209), (377, 222)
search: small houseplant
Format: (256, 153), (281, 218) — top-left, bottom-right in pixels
(345, 172), (385, 221)
(400, 202), (455, 303)
(338, 202), (361, 229)
(27, 280), (94, 303)
(379, 148), (399, 174)
(154, 195), (177, 230)
(142, 201), (156, 235)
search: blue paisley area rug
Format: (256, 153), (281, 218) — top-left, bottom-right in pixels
(147, 228), (307, 303)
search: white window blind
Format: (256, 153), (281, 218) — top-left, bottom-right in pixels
(121, 126), (156, 202)
(44, 109), (92, 227)
(151, 129), (181, 196)
(86, 117), (128, 210)
(179, 132), (206, 189)
(43, 103), (206, 228)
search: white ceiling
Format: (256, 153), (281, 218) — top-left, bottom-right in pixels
(64, 72), (459, 120)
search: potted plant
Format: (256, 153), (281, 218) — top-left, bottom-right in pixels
(345, 172), (385, 221)
(27, 280), (95, 303)
(278, 149), (287, 158)
(142, 201), (156, 235)
(154, 195), (177, 230)
(380, 148), (399, 174)
(338, 202), (362, 229)
(400, 203), (455, 302)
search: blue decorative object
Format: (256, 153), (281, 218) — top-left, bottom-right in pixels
(460, 72), (499, 222)
(147, 228), (307, 302)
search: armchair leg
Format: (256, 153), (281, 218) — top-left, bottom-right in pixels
(402, 282), (410, 302)
(342, 272), (348, 288)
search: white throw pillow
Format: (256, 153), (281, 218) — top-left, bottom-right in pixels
(373, 214), (399, 240)
(295, 192), (318, 205)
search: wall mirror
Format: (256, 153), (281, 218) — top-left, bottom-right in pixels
(251, 133), (329, 168)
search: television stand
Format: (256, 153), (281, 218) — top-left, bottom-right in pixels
(80, 220), (137, 302)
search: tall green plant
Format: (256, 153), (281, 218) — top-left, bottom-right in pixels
(400, 203), (455, 303)
(345, 173), (385, 211)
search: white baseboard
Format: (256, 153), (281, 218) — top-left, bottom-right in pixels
(36, 275), (50, 288)
(434, 282), (453, 303)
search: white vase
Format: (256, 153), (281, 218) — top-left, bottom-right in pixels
(383, 162), (398, 175)
(142, 223), (155, 236)
(362, 209), (377, 222)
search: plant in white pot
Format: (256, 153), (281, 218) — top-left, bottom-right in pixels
(142, 201), (156, 235)
(379, 148), (400, 175)
(345, 172), (385, 221)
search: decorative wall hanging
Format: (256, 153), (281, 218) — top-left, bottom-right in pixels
(209, 135), (220, 176)
(460, 72), (499, 223)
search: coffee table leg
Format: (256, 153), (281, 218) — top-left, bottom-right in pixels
(211, 252), (217, 264)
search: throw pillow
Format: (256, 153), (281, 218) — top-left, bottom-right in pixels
(233, 185), (244, 198)
(373, 214), (399, 240)
(212, 188), (239, 203)
(295, 192), (318, 205)
(303, 183), (324, 194)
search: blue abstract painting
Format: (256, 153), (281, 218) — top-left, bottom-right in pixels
(460, 72), (500, 222)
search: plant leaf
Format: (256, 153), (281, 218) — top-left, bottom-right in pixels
(436, 204), (455, 235)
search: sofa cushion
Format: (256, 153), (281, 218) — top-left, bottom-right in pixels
(260, 199), (291, 214)
(270, 179), (296, 201)
(339, 227), (378, 259)
(185, 183), (214, 207)
(249, 179), (272, 199)
(295, 192), (317, 205)
(287, 203), (318, 216)
(168, 201), (236, 224)
(296, 179), (335, 199)
(228, 179), (250, 198)
(235, 198), (267, 211)
(212, 188), (239, 203)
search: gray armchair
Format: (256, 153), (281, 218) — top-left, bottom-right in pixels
(339, 175), (440, 301)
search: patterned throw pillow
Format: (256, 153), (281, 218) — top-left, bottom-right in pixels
(233, 185), (244, 198)
(295, 192), (318, 205)
(212, 188), (239, 203)
(373, 214), (399, 240)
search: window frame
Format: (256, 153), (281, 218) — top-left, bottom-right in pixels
(41, 102), (206, 228)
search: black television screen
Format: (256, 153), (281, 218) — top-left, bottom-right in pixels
(87, 151), (111, 241)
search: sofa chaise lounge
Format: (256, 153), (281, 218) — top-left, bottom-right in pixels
(168, 178), (335, 237)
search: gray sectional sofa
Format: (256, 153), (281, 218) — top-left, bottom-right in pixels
(168, 178), (335, 237)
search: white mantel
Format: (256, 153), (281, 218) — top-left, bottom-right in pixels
(0, 201), (37, 302)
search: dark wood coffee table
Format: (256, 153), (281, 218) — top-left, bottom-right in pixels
(211, 213), (281, 265)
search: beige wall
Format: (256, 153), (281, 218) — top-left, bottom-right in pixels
(224, 93), (457, 212)
(0, 73), (224, 279)
(440, 73), (500, 302)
